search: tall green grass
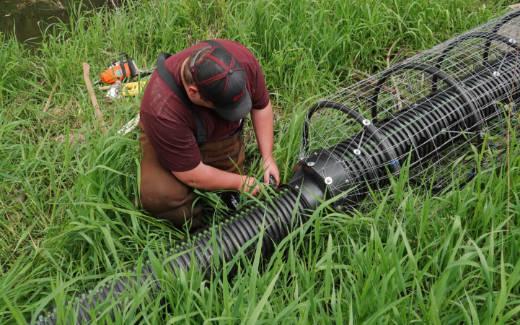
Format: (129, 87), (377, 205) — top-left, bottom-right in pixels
(1, 0), (519, 323)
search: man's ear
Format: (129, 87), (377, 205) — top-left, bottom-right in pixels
(187, 85), (199, 97)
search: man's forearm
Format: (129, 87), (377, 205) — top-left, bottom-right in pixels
(173, 162), (247, 191)
(251, 101), (274, 160)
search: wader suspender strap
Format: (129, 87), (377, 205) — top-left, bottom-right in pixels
(156, 53), (207, 144)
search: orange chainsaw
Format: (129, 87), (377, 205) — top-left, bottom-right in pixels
(99, 53), (151, 84)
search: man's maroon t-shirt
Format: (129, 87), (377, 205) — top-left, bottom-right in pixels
(140, 39), (269, 172)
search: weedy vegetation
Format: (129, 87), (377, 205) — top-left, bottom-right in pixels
(0, 0), (519, 324)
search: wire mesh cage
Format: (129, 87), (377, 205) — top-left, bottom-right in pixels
(300, 10), (520, 206)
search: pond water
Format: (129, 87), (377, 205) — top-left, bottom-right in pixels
(0, 0), (117, 45)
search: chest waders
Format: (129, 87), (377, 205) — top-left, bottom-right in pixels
(138, 42), (246, 227)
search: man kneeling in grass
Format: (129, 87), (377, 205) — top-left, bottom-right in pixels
(139, 39), (279, 229)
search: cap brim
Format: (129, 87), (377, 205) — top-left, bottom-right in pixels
(214, 90), (252, 121)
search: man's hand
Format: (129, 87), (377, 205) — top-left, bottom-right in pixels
(240, 175), (261, 196)
(262, 156), (280, 186)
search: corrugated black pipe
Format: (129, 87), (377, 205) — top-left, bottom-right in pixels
(36, 187), (312, 324)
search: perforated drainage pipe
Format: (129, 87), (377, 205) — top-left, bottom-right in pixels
(36, 187), (310, 324)
(294, 53), (519, 206)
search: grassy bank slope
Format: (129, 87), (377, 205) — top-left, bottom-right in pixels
(1, 0), (519, 323)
